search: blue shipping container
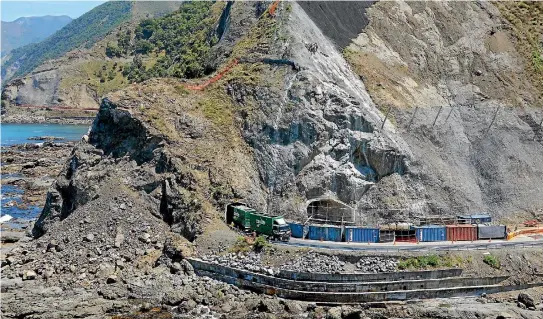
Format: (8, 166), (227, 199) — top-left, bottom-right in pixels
(289, 223), (304, 238)
(415, 225), (446, 242)
(345, 227), (379, 243)
(308, 225), (342, 242)
(326, 226), (342, 242)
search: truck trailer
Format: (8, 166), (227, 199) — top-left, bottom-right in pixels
(226, 203), (291, 241)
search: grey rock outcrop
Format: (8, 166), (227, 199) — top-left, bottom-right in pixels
(232, 3), (418, 222)
(518, 292), (536, 309)
(342, 0), (543, 218)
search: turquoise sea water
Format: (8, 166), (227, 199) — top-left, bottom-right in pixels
(1, 123), (90, 226)
(1, 123), (90, 146)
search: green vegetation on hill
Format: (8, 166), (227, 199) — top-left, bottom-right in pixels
(118, 2), (221, 83)
(496, 1), (543, 104)
(2, 1), (132, 79)
(59, 60), (128, 97)
(397, 254), (470, 270)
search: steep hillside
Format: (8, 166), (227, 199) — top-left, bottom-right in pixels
(33, 1), (414, 241)
(28, 1), (543, 235)
(3, 1), (542, 223)
(1, 15), (72, 54)
(343, 1), (542, 109)
(335, 1), (543, 219)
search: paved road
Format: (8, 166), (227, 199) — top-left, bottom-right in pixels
(275, 237), (543, 252)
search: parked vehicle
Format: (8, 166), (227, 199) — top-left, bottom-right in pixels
(225, 203), (291, 241)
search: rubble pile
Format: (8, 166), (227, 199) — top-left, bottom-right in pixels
(280, 252), (346, 273)
(355, 257), (399, 273)
(201, 252), (278, 276)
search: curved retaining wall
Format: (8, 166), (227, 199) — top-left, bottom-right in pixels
(228, 276), (543, 302)
(276, 267), (463, 282)
(189, 259), (506, 293)
(189, 258), (543, 303)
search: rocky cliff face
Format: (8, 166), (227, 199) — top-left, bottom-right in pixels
(341, 1), (543, 219)
(34, 78), (266, 240)
(1, 53), (101, 109)
(34, 1), (418, 241)
(34, 1), (543, 242)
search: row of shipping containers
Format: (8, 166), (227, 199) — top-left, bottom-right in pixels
(411, 224), (507, 242)
(289, 223), (507, 243)
(289, 223), (381, 242)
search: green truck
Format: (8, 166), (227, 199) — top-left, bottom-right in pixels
(226, 203), (291, 241)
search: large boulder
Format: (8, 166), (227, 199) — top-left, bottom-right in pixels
(518, 292), (536, 309)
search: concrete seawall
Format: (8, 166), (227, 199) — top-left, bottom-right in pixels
(188, 258), (543, 302)
(198, 269), (543, 302)
(190, 259), (506, 292)
(276, 267), (463, 282)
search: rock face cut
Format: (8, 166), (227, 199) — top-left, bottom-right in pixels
(343, 0), (543, 217)
(234, 3), (416, 223)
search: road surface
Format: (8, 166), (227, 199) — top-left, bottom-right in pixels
(275, 236), (543, 252)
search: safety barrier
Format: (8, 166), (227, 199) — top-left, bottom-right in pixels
(507, 226), (543, 240)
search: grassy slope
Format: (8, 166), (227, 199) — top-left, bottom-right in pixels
(495, 1), (543, 105)
(344, 2), (543, 109)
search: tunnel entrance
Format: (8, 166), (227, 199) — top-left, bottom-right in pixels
(306, 198), (354, 224)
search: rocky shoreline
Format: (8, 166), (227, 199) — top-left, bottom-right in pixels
(1, 113), (94, 125)
(1, 141), (76, 232)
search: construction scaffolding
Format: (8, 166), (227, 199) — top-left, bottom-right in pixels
(306, 198), (354, 225)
